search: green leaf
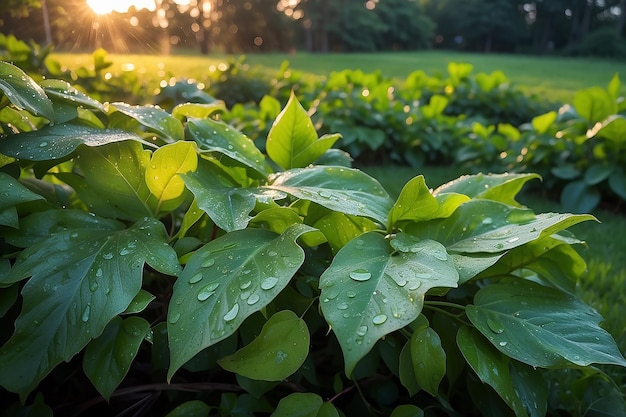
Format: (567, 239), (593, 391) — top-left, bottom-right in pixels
(146, 141), (198, 203)
(71, 140), (154, 220)
(609, 169), (626, 200)
(398, 342), (420, 396)
(319, 232), (458, 376)
(83, 316), (151, 400)
(110, 102), (184, 143)
(270, 393), (323, 417)
(598, 114), (626, 143)
(406, 200), (595, 254)
(389, 404), (424, 417)
(433, 173), (541, 207)
(560, 180), (601, 213)
(0, 61), (54, 121)
(479, 236), (587, 293)
(584, 163), (614, 185)
(312, 210), (378, 252)
(573, 86), (616, 123)
(267, 91), (340, 169)
(123, 290), (156, 314)
(172, 102), (225, 121)
(551, 164), (581, 180)
(188, 117), (267, 179)
(509, 361), (548, 417)
(0, 123), (144, 161)
(41, 79), (104, 111)
(457, 326), (528, 417)
(218, 310), (309, 381)
(167, 224), (314, 379)
(607, 73), (620, 100)
(531, 111), (557, 135)
(388, 176), (439, 228)
(466, 280), (626, 368)
(266, 166), (393, 224)
(182, 160), (259, 232)
(0, 172), (44, 228)
(3, 209), (123, 248)
(0, 217), (180, 399)
(165, 400), (211, 417)
(410, 327), (446, 397)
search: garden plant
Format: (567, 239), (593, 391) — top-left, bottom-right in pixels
(1, 57), (626, 417)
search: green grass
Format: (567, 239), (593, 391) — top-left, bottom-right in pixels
(51, 50), (626, 104)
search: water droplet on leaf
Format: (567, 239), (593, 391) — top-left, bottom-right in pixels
(169, 312), (181, 324)
(260, 277), (278, 290)
(202, 258), (215, 267)
(350, 269), (371, 281)
(189, 273), (203, 284)
(247, 294), (260, 305)
(356, 325), (368, 336)
(224, 304), (239, 322)
(487, 317), (505, 334)
(372, 314), (387, 325)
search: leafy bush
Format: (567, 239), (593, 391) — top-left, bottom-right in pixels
(570, 28), (626, 59)
(1, 61), (626, 416)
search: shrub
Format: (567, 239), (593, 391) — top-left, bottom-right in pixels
(1, 61), (625, 416)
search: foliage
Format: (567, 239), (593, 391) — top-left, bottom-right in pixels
(1, 61), (625, 416)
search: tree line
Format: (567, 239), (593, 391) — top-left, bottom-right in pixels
(1, 0), (625, 57)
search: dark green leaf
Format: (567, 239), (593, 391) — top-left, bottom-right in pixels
(270, 393), (323, 417)
(584, 164), (613, 185)
(182, 160), (259, 232)
(406, 200), (594, 254)
(398, 342), (420, 396)
(389, 405), (424, 417)
(164, 400), (211, 417)
(41, 79), (104, 111)
(83, 316), (151, 400)
(266, 166), (393, 224)
(188, 117), (267, 179)
(466, 280), (626, 368)
(111, 102), (184, 143)
(319, 232), (458, 376)
(0, 61), (54, 121)
(167, 224), (314, 379)
(218, 310), (309, 381)
(0, 172), (44, 228)
(457, 326), (527, 417)
(0, 217), (180, 399)
(560, 180), (601, 213)
(123, 290), (155, 314)
(0, 123), (143, 161)
(509, 361), (548, 417)
(609, 169), (626, 200)
(410, 327), (446, 397)
(551, 164), (581, 180)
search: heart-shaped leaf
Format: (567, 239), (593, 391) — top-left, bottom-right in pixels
(466, 280), (626, 368)
(0, 217), (180, 399)
(218, 310), (309, 381)
(167, 224), (315, 380)
(266, 166), (393, 225)
(0, 123), (143, 161)
(410, 326), (446, 397)
(0, 61), (54, 121)
(267, 91), (340, 169)
(83, 316), (151, 400)
(188, 117), (267, 179)
(146, 141), (198, 203)
(110, 102), (184, 143)
(319, 232), (458, 376)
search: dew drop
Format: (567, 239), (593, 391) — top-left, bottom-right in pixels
(224, 304), (239, 322)
(499, 341), (508, 347)
(356, 325), (368, 336)
(103, 253), (114, 260)
(487, 318), (505, 334)
(39, 141), (48, 147)
(350, 269), (371, 281)
(507, 237), (520, 243)
(89, 280), (99, 292)
(372, 314), (387, 325)
(240, 280), (252, 290)
(188, 273), (203, 284)
(247, 294), (260, 305)
(337, 302), (348, 310)
(346, 290), (357, 298)
(318, 190), (332, 198)
(202, 258), (215, 268)
(260, 277), (278, 290)
(482, 217), (493, 225)
(433, 250), (448, 261)
(81, 304), (91, 322)
(119, 247), (132, 256)
(169, 312), (181, 324)
(268, 250), (278, 257)
(197, 282), (219, 301)
(95, 268), (103, 277)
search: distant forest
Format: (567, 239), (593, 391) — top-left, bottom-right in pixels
(2, 0), (626, 57)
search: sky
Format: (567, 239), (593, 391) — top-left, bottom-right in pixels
(86, 0), (190, 15)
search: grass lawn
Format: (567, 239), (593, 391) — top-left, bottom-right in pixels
(51, 50), (626, 104)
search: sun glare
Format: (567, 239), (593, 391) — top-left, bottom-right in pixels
(86, 0), (157, 15)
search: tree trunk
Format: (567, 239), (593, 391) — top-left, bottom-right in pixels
(618, 0), (626, 34)
(41, 0), (52, 46)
